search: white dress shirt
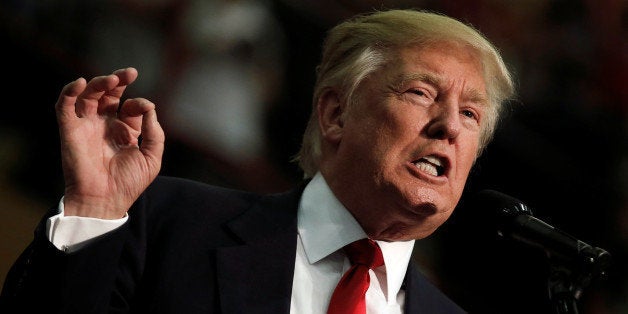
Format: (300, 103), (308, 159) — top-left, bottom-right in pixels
(47, 197), (129, 253)
(46, 172), (415, 313)
(292, 172), (414, 314)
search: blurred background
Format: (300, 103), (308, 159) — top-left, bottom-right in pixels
(0, 0), (625, 313)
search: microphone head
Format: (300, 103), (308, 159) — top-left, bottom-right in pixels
(472, 189), (613, 282)
(474, 189), (533, 216)
(473, 189), (535, 239)
(474, 189), (534, 221)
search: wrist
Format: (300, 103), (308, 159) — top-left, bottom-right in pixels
(62, 195), (128, 219)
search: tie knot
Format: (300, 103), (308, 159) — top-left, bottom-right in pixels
(344, 239), (384, 269)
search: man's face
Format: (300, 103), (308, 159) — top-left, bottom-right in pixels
(322, 42), (488, 241)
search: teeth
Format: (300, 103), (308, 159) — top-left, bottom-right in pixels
(414, 160), (439, 176)
(413, 155), (444, 176)
(422, 155), (443, 167)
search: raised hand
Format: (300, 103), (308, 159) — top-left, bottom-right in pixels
(56, 67), (165, 219)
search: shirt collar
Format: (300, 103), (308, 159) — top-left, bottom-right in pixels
(298, 172), (366, 264)
(298, 172), (415, 299)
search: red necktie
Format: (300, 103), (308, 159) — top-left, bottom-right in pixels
(327, 239), (385, 314)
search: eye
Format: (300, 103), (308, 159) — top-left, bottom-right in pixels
(404, 88), (434, 105)
(461, 109), (479, 121)
(409, 89), (427, 97)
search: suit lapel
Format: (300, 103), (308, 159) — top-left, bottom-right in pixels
(216, 185), (305, 314)
(404, 262), (467, 313)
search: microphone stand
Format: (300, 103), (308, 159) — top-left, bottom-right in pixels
(546, 247), (611, 314)
(475, 189), (612, 313)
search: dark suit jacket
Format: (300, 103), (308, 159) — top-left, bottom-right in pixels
(1, 176), (465, 313)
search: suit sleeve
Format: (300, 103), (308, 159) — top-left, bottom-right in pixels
(0, 200), (147, 314)
(1, 176), (252, 314)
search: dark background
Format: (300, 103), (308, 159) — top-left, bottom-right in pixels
(0, 1), (625, 313)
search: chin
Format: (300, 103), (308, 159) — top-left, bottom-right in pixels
(378, 228), (438, 242)
(408, 210), (453, 239)
(371, 215), (446, 241)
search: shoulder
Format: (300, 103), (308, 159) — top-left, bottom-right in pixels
(132, 175), (306, 228)
(135, 176), (262, 222)
(146, 175), (259, 205)
(124, 175), (305, 248)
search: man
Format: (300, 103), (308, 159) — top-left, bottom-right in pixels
(1, 9), (513, 313)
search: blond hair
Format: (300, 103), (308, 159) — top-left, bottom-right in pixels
(294, 9), (515, 178)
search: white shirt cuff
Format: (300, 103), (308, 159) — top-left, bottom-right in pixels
(46, 196), (128, 253)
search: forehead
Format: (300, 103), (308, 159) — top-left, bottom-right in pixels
(383, 42), (488, 100)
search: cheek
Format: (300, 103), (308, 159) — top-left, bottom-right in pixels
(346, 104), (424, 172)
(460, 148), (477, 171)
(355, 119), (397, 157)
(454, 140), (480, 184)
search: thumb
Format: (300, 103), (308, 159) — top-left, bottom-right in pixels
(138, 102), (165, 165)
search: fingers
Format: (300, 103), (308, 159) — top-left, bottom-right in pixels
(112, 67), (138, 88)
(117, 98), (154, 131)
(56, 68), (151, 146)
(139, 100), (166, 164)
(70, 67), (138, 118)
(55, 77), (86, 123)
(97, 67), (138, 116)
(118, 98), (165, 160)
(141, 108), (165, 159)
(80, 74), (121, 117)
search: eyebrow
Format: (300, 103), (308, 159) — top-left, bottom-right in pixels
(394, 73), (489, 106)
(396, 73), (441, 89)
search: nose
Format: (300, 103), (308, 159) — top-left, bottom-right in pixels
(425, 102), (461, 140)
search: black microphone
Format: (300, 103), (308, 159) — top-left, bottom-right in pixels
(475, 189), (611, 268)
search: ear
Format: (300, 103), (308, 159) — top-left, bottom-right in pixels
(317, 88), (345, 145)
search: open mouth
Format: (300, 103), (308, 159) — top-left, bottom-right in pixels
(413, 155), (446, 177)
